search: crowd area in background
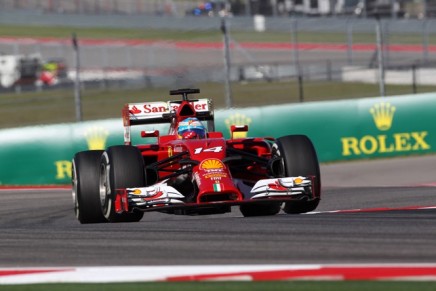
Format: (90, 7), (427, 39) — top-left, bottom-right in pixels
(1, 0), (435, 19)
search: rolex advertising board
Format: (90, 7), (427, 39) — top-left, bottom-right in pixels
(339, 99), (431, 159)
(0, 120), (169, 185)
(0, 93), (435, 185)
(0, 120), (120, 185)
(218, 94), (435, 162)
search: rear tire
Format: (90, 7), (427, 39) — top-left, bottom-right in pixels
(274, 135), (321, 214)
(100, 146), (145, 222)
(72, 150), (107, 224)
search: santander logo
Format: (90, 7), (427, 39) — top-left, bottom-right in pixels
(143, 103), (169, 113)
(128, 100), (209, 115)
(130, 106), (141, 114)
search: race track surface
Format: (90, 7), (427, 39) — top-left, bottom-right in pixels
(1, 155), (435, 267)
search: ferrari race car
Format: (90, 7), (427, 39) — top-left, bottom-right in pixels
(72, 88), (321, 223)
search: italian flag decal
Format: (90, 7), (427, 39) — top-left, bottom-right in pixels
(213, 183), (223, 192)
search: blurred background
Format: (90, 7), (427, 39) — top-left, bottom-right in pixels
(1, 0), (435, 18)
(1, 0), (436, 127)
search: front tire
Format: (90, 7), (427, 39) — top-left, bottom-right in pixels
(72, 150), (107, 224)
(275, 135), (321, 214)
(100, 146), (145, 222)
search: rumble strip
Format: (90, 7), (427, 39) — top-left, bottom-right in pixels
(1, 264), (436, 284)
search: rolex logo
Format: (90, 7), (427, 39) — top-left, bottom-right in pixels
(225, 113), (252, 138)
(369, 102), (396, 131)
(84, 127), (109, 150)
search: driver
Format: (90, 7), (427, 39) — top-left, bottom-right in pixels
(177, 117), (207, 139)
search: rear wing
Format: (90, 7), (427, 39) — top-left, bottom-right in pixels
(122, 98), (214, 145)
(123, 99), (213, 126)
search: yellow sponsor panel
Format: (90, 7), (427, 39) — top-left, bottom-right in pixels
(341, 101), (431, 158)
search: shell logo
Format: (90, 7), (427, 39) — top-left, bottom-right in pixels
(200, 159), (224, 170)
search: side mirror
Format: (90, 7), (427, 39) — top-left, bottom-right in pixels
(230, 125), (248, 139)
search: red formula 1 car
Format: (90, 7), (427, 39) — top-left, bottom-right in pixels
(72, 88), (321, 223)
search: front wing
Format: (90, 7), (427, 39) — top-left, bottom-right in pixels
(115, 176), (317, 214)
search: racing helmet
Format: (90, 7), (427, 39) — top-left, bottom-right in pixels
(177, 117), (207, 139)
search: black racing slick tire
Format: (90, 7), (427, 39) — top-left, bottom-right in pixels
(100, 145), (145, 223)
(275, 135), (321, 214)
(72, 150), (107, 224)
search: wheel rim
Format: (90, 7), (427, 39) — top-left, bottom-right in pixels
(272, 143), (285, 177)
(72, 161), (80, 220)
(99, 162), (111, 219)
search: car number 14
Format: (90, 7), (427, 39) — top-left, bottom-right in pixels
(194, 146), (223, 154)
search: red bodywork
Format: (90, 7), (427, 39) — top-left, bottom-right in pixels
(114, 89), (319, 214)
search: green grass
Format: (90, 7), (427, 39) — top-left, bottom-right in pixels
(1, 281), (436, 291)
(0, 25), (222, 41)
(0, 24), (433, 44)
(1, 80), (435, 129)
